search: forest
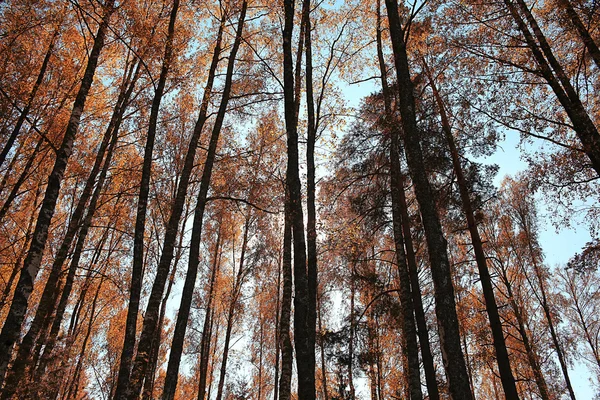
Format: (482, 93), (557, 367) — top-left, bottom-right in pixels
(0, 0), (599, 398)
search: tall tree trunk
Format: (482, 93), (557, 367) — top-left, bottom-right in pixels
(142, 206), (189, 400)
(160, 4), (247, 399)
(123, 7), (228, 398)
(504, 0), (600, 176)
(423, 60), (520, 399)
(114, 2), (180, 396)
(303, 5), (319, 400)
(1, 56), (139, 395)
(278, 194), (293, 400)
(0, 186), (41, 314)
(282, 0), (315, 398)
(0, 28), (57, 170)
(35, 62), (137, 375)
(0, 1), (115, 389)
(383, 1), (474, 398)
(374, 2), (436, 397)
(348, 269), (357, 399)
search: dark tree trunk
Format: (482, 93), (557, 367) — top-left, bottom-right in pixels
(383, 1), (474, 398)
(124, 7), (228, 398)
(504, 0), (600, 176)
(0, 1), (115, 389)
(278, 194), (293, 400)
(282, 0), (315, 398)
(1, 56), (139, 395)
(423, 61), (520, 399)
(142, 206), (188, 400)
(0, 28), (57, 170)
(303, 5), (319, 400)
(160, 4), (247, 399)
(113, 2), (180, 396)
(35, 62), (138, 375)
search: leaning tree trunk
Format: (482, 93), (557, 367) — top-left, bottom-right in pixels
(504, 0), (600, 176)
(0, 1), (115, 390)
(160, 4), (247, 399)
(383, 1), (474, 398)
(113, 1), (180, 396)
(423, 60), (520, 399)
(124, 8), (228, 399)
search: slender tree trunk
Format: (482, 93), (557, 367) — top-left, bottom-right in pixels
(64, 275), (105, 400)
(161, 5), (247, 399)
(383, 1), (474, 398)
(35, 64), (136, 375)
(348, 270), (357, 399)
(423, 60), (520, 399)
(142, 207), (189, 400)
(197, 222), (223, 400)
(0, 2), (115, 389)
(0, 187), (40, 314)
(303, 5), (319, 400)
(282, 0), (315, 398)
(317, 295), (329, 400)
(0, 28), (57, 170)
(504, 0), (600, 176)
(374, 2), (435, 397)
(1, 56), (139, 394)
(500, 266), (551, 400)
(278, 194), (293, 400)
(113, 2), (180, 396)
(124, 7), (228, 398)
(273, 250), (282, 400)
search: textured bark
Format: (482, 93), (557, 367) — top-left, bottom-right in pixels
(317, 297), (329, 400)
(113, 2), (180, 397)
(278, 196), (293, 400)
(303, 4), (319, 399)
(160, 4), (246, 399)
(375, 4), (422, 398)
(124, 8), (228, 398)
(1, 55), (139, 396)
(282, 0), (315, 398)
(504, 0), (600, 176)
(423, 61), (520, 399)
(0, 1), (114, 389)
(0, 28), (57, 170)
(383, 1), (474, 398)
(35, 63), (137, 375)
(142, 210), (187, 400)
(558, 0), (600, 70)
